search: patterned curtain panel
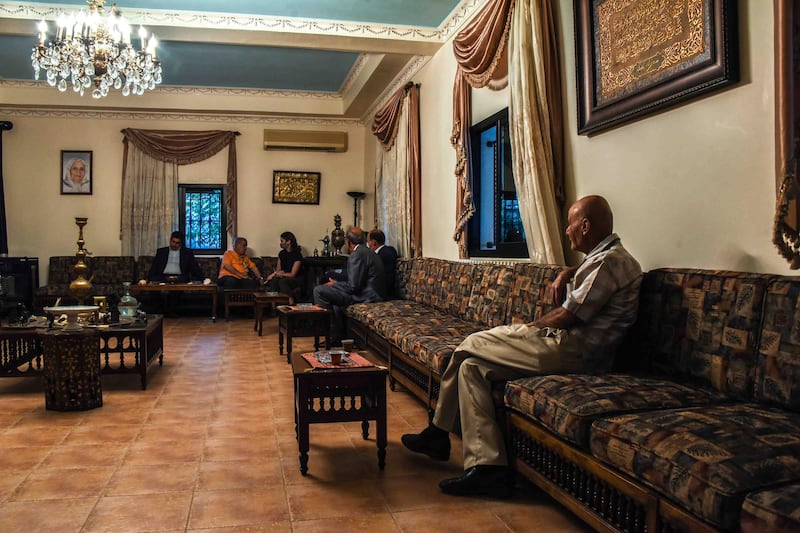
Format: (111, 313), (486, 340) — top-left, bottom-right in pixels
(451, 0), (515, 258)
(508, 0), (565, 264)
(120, 129), (239, 253)
(371, 83), (422, 257)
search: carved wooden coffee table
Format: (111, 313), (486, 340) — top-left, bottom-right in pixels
(277, 305), (330, 363)
(291, 350), (388, 475)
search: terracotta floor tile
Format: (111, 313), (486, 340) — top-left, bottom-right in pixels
(0, 497), (97, 533)
(285, 479), (388, 521)
(393, 506), (512, 532)
(203, 437), (280, 462)
(10, 466), (114, 500)
(106, 462), (199, 495)
(83, 492), (193, 532)
(1, 445), (53, 470)
(40, 442), (128, 468)
(62, 423), (142, 445)
(123, 439), (204, 465)
(0, 470), (28, 502)
(292, 513), (400, 533)
(197, 460), (283, 491)
(188, 488), (289, 529)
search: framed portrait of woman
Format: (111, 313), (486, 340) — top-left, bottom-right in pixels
(60, 150), (92, 195)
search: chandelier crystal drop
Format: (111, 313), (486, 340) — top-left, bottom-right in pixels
(31, 0), (162, 98)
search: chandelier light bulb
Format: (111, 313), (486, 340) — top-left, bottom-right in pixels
(32, 0), (162, 99)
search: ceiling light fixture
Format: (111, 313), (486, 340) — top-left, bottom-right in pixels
(31, 0), (162, 99)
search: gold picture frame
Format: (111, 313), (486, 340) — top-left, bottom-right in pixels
(574, 0), (739, 135)
(272, 170), (321, 205)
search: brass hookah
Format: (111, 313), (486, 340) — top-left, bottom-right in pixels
(69, 217), (93, 304)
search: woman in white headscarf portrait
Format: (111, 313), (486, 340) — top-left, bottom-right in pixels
(61, 152), (92, 194)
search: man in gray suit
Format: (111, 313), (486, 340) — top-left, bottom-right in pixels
(314, 226), (386, 345)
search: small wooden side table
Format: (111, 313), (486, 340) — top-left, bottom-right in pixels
(291, 351), (388, 475)
(277, 305), (330, 363)
(41, 328), (102, 411)
(253, 292), (291, 336)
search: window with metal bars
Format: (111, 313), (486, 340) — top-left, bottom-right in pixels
(178, 184), (227, 255)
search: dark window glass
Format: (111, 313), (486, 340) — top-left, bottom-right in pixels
(178, 184), (226, 255)
(467, 108), (528, 258)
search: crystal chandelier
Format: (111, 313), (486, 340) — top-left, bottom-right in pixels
(31, 0), (162, 98)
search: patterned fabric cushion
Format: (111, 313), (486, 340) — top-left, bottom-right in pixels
(755, 278), (800, 411)
(136, 256), (153, 281)
(621, 268), (774, 398)
(260, 256), (278, 274)
(409, 258), (454, 313)
(445, 261), (479, 318)
(742, 483), (800, 533)
(590, 404), (800, 529)
(505, 374), (727, 448)
(90, 256), (136, 286)
(46, 256), (77, 285)
(197, 257), (221, 280)
(507, 263), (563, 324)
(465, 264), (514, 328)
(395, 258), (414, 300)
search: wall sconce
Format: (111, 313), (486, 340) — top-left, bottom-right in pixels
(347, 191), (366, 227)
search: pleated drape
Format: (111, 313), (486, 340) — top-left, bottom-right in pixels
(451, 0), (515, 258)
(371, 82), (422, 257)
(120, 129), (239, 256)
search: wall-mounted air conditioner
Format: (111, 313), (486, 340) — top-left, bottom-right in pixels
(263, 129), (348, 153)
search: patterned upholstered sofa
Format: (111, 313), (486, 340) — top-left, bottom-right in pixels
(346, 259), (800, 533)
(34, 255), (278, 314)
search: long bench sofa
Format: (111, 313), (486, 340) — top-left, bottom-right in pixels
(35, 255), (278, 311)
(346, 257), (800, 532)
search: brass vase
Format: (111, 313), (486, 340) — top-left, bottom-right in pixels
(331, 214), (345, 255)
(69, 217), (92, 304)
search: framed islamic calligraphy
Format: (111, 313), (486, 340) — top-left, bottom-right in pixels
(272, 170), (321, 205)
(574, 0), (739, 135)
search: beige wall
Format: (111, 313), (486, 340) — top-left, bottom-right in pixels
(409, 0), (790, 274)
(3, 114), (364, 278)
(3, 0), (793, 285)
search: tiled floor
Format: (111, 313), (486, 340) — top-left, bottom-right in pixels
(0, 316), (591, 532)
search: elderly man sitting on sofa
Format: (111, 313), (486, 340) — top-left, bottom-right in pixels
(402, 195), (643, 498)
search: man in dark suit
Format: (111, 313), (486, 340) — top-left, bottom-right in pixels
(147, 231), (204, 283)
(367, 229), (399, 299)
(146, 231), (204, 316)
(314, 226), (386, 344)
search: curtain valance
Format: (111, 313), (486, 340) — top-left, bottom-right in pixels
(372, 82), (414, 149)
(451, 0), (515, 258)
(121, 129), (238, 165)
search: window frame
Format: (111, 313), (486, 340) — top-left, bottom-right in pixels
(467, 108), (528, 259)
(178, 184), (227, 256)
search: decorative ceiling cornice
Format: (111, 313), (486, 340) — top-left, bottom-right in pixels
(361, 55), (431, 123)
(0, 104), (363, 126)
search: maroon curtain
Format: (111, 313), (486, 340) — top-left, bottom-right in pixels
(451, 0), (515, 258)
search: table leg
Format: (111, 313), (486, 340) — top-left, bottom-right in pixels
(255, 304), (264, 336)
(377, 378), (387, 470)
(211, 290), (218, 322)
(296, 378), (310, 475)
(361, 420), (369, 439)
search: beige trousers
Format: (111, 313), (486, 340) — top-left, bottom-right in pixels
(432, 324), (585, 469)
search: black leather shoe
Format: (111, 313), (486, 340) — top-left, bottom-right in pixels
(401, 425), (450, 461)
(438, 465), (512, 498)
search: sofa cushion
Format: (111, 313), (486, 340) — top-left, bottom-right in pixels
(406, 258), (450, 311)
(755, 278), (800, 411)
(620, 268), (774, 398)
(395, 258), (414, 300)
(590, 404), (800, 530)
(45, 256), (76, 286)
(89, 256), (136, 287)
(505, 374), (727, 448)
(742, 483), (800, 533)
(507, 263), (563, 324)
(465, 264), (514, 328)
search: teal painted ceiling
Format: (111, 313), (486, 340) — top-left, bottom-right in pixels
(0, 0), (465, 115)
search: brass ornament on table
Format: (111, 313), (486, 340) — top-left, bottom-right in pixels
(331, 214), (346, 255)
(70, 217), (92, 304)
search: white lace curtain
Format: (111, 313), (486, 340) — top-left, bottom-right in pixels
(120, 147), (178, 257)
(375, 96), (411, 258)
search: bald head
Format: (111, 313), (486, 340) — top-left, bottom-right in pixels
(565, 195), (614, 254)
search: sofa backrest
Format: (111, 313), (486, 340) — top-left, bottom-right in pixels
(136, 255), (154, 281)
(405, 258), (460, 313)
(89, 256), (136, 287)
(197, 257), (221, 280)
(465, 263), (515, 327)
(47, 256), (77, 286)
(620, 268), (775, 399)
(396, 257), (415, 299)
(507, 263), (564, 324)
(754, 277), (800, 412)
